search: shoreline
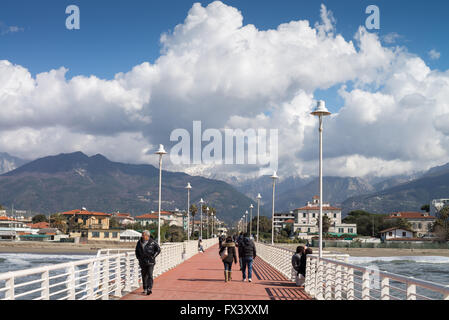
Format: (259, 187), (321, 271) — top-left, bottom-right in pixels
(1, 242), (449, 257)
(0, 241), (136, 254)
(276, 244), (449, 257)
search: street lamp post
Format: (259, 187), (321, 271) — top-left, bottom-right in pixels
(199, 198), (204, 240)
(206, 207), (210, 239)
(249, 204), (253, 238)
(256, 193), (261, 242)
(185, 183), (192, 241)
(245, 210), (248, 234)
(211, 211), (214, 237)
(311, 100), (332, 258)
(271, 171), (278, 245)
(155, 144), (167, 245)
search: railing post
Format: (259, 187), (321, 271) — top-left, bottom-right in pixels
(41, 270), (50, 300)
(125, 253), (131, 292)
(67, 264), (76, 300)
(347, 268), (354, 300)
(316, 259), (324, 300)
(406, 282), (416, 300)
(362, 270), (370, 300)
(306, 258), (316, 297)
(335, 265), (342, 300)
(115, 255), (122, 297)
(324, 261), (332, 300)
(87, 262), (94, 300)
(5, 274), (14, 300)
(102, 258), (109, 300)
(381, 277), (389, 300)
(133, 257), (140, 288)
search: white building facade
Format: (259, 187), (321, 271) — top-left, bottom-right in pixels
(274, 196), (357, 236)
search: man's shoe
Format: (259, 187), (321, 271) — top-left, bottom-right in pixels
(243, 278), (247, 282)
(146, 290), (152, 295)
(248, 278), (252, 282)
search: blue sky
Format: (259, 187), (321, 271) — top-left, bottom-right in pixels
(1, 0), (448, 113)
(1, 0), (449, 178)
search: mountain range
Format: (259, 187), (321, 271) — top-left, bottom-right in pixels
(0, 152), (28, 174)
(0, 150), (448, 221)
(0, 152), (254, 223)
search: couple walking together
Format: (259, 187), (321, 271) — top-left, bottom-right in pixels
(219, 233), (256, 282)
(291, 245), (313, 287)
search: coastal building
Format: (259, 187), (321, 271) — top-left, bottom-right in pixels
(380, 227), (414, 240)
(37, 228), (69, 241)
(61, 209), (121, 242)
(27, 222), (50, 229)
(112, 212), (135, 225)
(136, 211), (181, 227)
(385, 212), (436, 238)
(274, 196), (357, 237)
(120, 229), (142, 242)
(0, 216), (37, 241)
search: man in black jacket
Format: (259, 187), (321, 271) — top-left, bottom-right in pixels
(135, 230), (161, 295)
(240, 233), (257, 282)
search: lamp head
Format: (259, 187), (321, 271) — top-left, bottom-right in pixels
(311, 100), (331, 117)
(199, 198), (204, 204)
(257, 193), (262, 199)
(271, 171), (279, 180)
(250, 204), (254, 209)
(245, 210), (248, 214)
(155, 144), (167, 155)
(185, 182), (192, 189)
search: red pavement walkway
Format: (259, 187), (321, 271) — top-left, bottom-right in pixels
(121, 244), (312, 300)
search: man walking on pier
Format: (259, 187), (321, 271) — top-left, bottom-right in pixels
(240, 233), (256, 282)
(135, 230), (161, 295)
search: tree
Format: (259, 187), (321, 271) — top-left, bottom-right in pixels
(190, 204), (198, 238)
(343, 210), (390, 237)
(32, 214), (48, 223)
(433, 207), (449, 242)
(109, 217), (121, 229)
(421, 204), (430, 213)
(316, 215), (331, 234)
(50, 213), (67, 233)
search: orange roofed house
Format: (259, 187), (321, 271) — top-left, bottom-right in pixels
(135, 211), (182, 227)
(385, 211), (436, 238)
(61, 209), (121, 242)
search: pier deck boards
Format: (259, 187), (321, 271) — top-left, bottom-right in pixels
(121, 243), (312, 300)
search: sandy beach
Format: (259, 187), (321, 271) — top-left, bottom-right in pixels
(0, 241), (136, 254)
(276, 244), (449, 257)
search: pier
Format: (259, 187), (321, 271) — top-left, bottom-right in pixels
(1, 238), (448, 300)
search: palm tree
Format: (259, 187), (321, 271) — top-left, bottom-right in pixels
(190, 204), (198, 238)
(50, 213), (67, 233)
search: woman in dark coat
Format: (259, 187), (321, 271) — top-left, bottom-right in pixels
(219, 236), (238, 282)
(299, 247), (313, 277)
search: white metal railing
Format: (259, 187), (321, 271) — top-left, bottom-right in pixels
(305, 255), (449, 300)
(255, 242), (449, 300)
(0, 238), (218, 300)
(255, 243), (348, 281)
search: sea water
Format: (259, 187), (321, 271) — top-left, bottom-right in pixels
(0, 252), (96, 300)
(348, 256), (449, 300)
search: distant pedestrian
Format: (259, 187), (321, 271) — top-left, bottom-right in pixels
(135, 230), (161, 295)
(301, 248), (313, 279)
(240, 233), (257, 282)
(292, 246), (305, 286)
(198, 239), (204, 253)
(219, 236), (237, 282)
(218, 235), (225, 250)
(236, 232), (244, 270)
